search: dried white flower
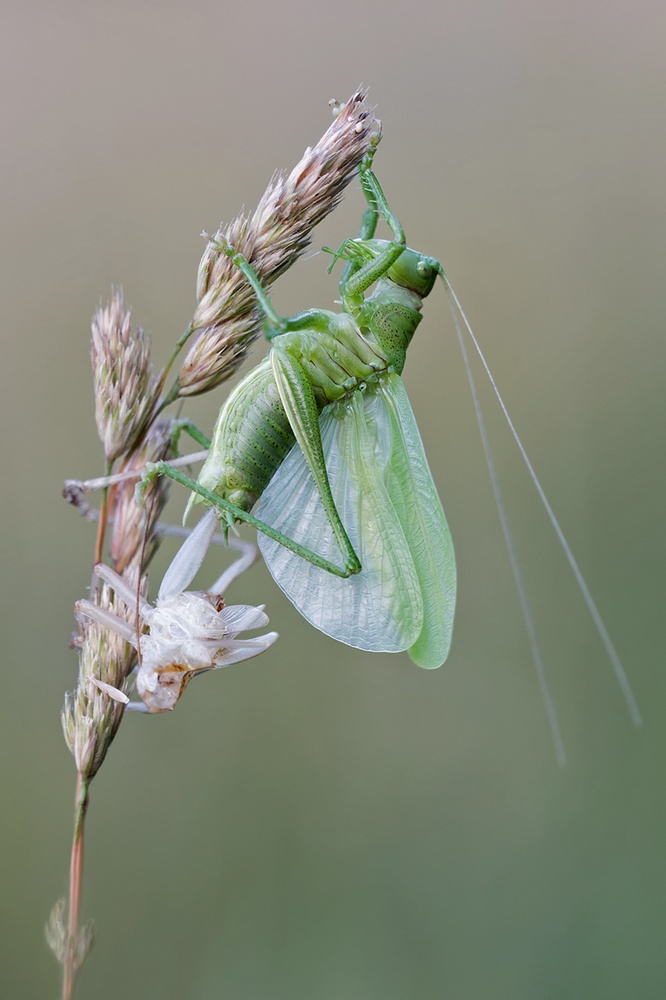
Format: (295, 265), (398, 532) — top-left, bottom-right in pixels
(75, 510), (278, 712)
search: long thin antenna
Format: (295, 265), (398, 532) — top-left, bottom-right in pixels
(451, 300), (567, 765)
(440, 272), (642, 729)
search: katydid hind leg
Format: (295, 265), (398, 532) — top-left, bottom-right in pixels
(146, 460), (358, 579)
(270, 345), (362, 576)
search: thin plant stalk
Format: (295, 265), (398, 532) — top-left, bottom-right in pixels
(52, 90), (376, 1000)
(63, 776), (89, 1000)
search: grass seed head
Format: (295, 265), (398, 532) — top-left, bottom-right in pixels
(177, 90), (376, 396)
(91, 290), (161, 461)
(63, 581), (140, 780)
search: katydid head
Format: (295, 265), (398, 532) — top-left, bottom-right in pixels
(386, 248), (440, 298)
(330, 238), (440, 298)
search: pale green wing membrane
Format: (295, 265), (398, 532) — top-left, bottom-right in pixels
(256, 373), (456, 666)
(256, 382), (423, 652)
(373, 374), (456, 668)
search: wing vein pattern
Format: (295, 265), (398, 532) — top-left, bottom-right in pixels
(256, 373), (455, 665)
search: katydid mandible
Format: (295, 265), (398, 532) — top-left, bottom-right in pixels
(149, 147), (456, 669)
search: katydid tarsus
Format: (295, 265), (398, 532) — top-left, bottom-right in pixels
(144, 145), (640, 752)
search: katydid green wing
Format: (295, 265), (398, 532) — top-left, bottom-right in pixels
(255, 373), (456, 667)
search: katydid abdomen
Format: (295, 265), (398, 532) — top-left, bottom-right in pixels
(196, 356), (296, 513)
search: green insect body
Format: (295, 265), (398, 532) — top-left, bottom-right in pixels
(196, 269), (427, 514)
(166, 157), (457, 669)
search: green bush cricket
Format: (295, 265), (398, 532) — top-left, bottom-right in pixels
(143, 135), (640, 756)
(146, 140), (456, 670)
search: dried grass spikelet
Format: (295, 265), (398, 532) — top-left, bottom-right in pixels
(177, 90), (376, 396)
(91, 290), (161, 461)
(63, 578), (141, 780)
(109, 420), (175, 574)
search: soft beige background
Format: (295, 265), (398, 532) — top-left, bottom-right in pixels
(2, 2), (665, 998)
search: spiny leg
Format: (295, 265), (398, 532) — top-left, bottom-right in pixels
(204, 243), (362, 578)
(338, 147), (382, 286)
(323, 136), (384, 290)
(208, 237), (336, 342)
(188, 245), (363, 576)
(356, 123), (383, 228)
(141, 461), (358, 579)
(169, 418), (212, 451)
(322, 159), (408, 312)
(270, 346), (361, 576)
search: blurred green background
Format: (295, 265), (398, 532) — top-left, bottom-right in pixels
(2, 1), (666, 997)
